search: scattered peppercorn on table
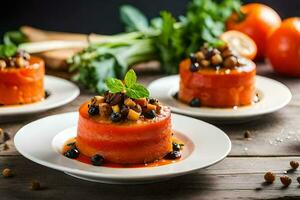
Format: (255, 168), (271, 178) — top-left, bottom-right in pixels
(1, 63), (300, 200)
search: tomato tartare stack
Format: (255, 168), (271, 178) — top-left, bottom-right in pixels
(65, 70), (180, 165)
(0, 50), (45, 105)
(179, 44), (256, 108)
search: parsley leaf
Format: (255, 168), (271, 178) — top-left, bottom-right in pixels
(156, 0), (241, 74)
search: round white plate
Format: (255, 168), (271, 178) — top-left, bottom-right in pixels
(14, 112), (231, 184)
(148, 75), (292, 122)
(0, 75), (80, 118)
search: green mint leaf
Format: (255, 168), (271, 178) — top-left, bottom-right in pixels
(0, 44), (17, 58)
(105, 78), (124, 93)
(124, 69), (137, 87)
(126, 83), (149, 99)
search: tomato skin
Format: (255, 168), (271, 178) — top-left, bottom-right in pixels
(266, 18), (300, 77)
(226, 3), (281, 59)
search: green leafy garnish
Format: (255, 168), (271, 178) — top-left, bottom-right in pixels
(0, 44), (18, 58)
(68, 0), (241, 93)
(105, 69), (149, 99)
(105, 78), (124, 93)
(0, 30), (28, 59)
(126, 83), (149, 99)
(3, 31), (28, 46)
(124, 69), (137, 87)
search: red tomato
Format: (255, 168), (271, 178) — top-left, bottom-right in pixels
(266, 17), (300, 77)
(220, 30), (257, 60)
(226, 3), (281, 59)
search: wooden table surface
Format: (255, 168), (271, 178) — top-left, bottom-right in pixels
(1, 63), (300, 200)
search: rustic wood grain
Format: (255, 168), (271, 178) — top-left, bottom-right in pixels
(1, 156), (300, 200)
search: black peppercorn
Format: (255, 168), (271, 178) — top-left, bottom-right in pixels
(173, 92), (178, 99)
(44, 90), (51, 98)
(143, 110), (156, 119)
(64, 148), (80, 159)
(189, 63), (200, 72)
(189, 98), (201, 107)
(110, 112), (122, 122)
(149, 98), (158, 104)
(165, 151), (181, 160)
(172, 142), (181, 151)
(189, 53), (198, 64)
(88, 105), (99, 116)
(91, 154), (104, 166)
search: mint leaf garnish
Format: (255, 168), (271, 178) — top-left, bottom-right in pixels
(105, 69), (149, 99)
(124, 69), (137, 87)
(126, 83), (149, 99)
(105, 78), (124, 93)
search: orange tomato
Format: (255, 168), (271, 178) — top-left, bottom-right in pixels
(226, 3), (281, 59)
(266, 17), (300, 77)
(220, 30), (257, 60)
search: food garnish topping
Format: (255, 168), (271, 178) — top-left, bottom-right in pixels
(87, 69), (162, 122)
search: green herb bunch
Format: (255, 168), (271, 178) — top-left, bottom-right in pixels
(68, 0), (241, 93)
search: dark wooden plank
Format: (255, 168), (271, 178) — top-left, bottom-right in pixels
(1, 156), (300, 200)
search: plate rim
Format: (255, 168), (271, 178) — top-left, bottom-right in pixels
(148, 75), (292, 119)
(0, 75), (80, 116)
(14, 112), (231, 180)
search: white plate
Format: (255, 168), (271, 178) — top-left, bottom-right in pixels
(0, 75), (80, 118)
(14, 112), (231, 184)
(148, 75), (292, 122)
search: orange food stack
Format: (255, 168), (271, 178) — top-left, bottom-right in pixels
(76, 102), (172, 164)
(0, 57), (45, 105)
(179, 59), (256, 108)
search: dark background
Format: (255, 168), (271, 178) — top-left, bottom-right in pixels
(0, 0), (299, 36)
